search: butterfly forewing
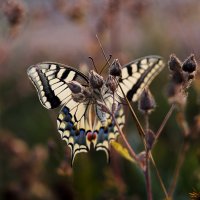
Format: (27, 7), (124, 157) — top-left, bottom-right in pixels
(27, 62), (89, 109)
(118, 56), (165, 101)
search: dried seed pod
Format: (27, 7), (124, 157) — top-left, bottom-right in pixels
(109, 59), (122, 77)
(167, 83), (187, 108)
(167, 54), (197, 108)
(169, 54), (184, 84)
(89, 70), (104, 89)
(67, 81), (83, 94)
(82, 87), (92, 98)
(138, 89), (156, 114)
(168, 54), (182, 72)
(106, 75), (118, 92)
(71, 93), (85, 102)
(182, 54), (197, 73)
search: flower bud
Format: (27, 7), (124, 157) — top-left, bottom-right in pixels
(182, 54), (197, 73)
(138, 89), (156, 114)
(106, 75), (118, 92)
(89, 70), (104, 89)
(109, 59), (122, 77)
(67, 81), (83, 94)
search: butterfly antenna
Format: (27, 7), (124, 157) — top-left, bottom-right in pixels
(99, 54), (112, 74)
(96, 34), (112, 71)
(88, 56), (98, 73)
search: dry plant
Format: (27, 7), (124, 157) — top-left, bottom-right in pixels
(108, 53), (199, 199)
(0, 1), (200, 200)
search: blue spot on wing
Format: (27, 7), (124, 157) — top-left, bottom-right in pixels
(59, 106), (87, 146)
(74, 129), (87, 144)
(62, 106), (72, 122)
(96, 127), (108, 142)
(63, 106), (69, 114)
(66, 121), (73, 129)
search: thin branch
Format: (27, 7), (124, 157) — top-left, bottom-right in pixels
(145, 154), (152, 200)
(176, 111), (190, 137)
(168, 139), (189, 197)
(145, 115), (149, 132)
(144, 112), (152, 200)
(155, 104), (175, 141)
(99, 92), (140, 167)
(117, 83), (146, 137)
(111, 113), (139, 164)
(150, 154), (169, 199)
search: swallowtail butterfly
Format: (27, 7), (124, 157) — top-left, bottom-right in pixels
(27, 56), (164, 165)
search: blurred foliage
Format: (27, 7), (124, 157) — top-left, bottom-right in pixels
(0, 0), (200, 199)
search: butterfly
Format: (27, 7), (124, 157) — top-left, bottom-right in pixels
(27, 55), (165, 165)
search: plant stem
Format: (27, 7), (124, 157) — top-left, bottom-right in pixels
(144, 113), (153, 200)
(150, 154), (169, 199)
(118, 83), (145, 137)
(99, 94), (140, 165)
(111, 114), (139, 163)
(145, 150), (152, 200)
(168, 139), (189, 198)
(155, 104), (175, 141)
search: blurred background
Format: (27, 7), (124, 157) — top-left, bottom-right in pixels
(0, 0), (200, 199)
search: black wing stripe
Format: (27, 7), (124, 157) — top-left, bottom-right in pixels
(37, 69), (61, 108)
(118, 56), (165, 102)
(61, 70), (70, 80)
(127, 65), (132, 76)
(127, 58), (160, 101)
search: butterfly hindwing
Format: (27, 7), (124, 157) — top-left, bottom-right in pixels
(27, 62), (89, 109)
(118, 56), (165, 101)
(57, 97), (125, 165)
(94, 104), (125, 161)
(57, 100), (91, 165)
